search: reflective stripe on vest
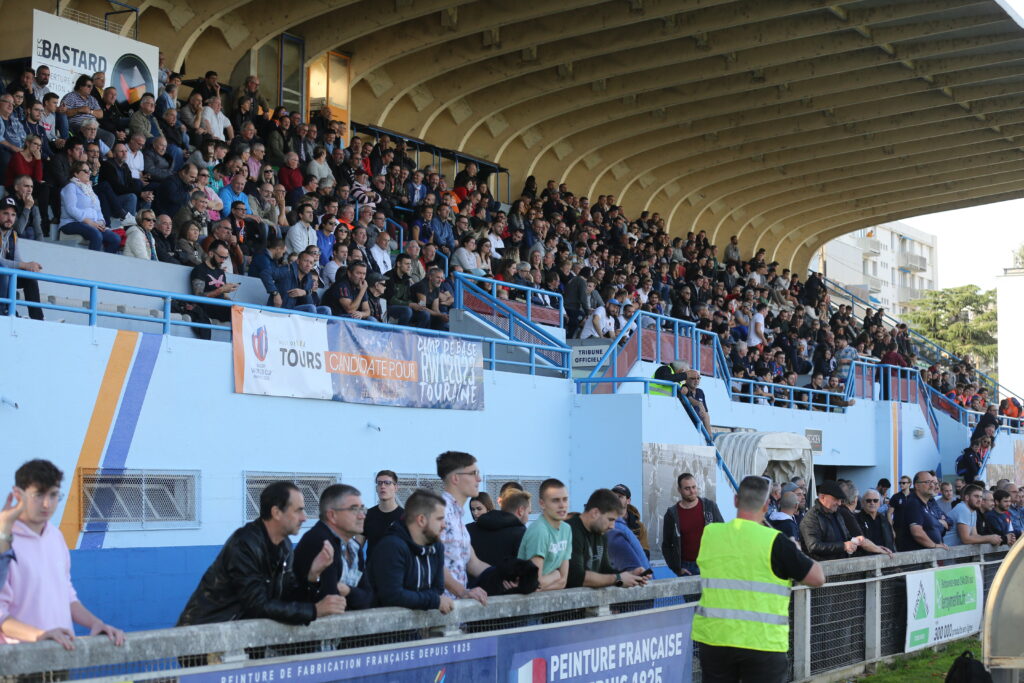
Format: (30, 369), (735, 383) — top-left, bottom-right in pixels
(691, 518), (792, 653)
(695, 606), (789, 626)
(701, 577), (791, 597)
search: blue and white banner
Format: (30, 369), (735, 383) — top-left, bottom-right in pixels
(232, 307), (484, 410)
(177, 607), (693, 683)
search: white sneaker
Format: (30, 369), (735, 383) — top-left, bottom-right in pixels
(121, 212), (136, 227)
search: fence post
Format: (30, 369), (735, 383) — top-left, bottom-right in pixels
(792, 588), (811, 680)
(864, 568), (882, 664)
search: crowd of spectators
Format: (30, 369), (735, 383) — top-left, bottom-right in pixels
(4, 452), (1019, 658)
(1, 61), (1007, 416)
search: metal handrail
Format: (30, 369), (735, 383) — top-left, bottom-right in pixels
(0, 268), (570, 376)
(729, 377), (848, 412)
(383, 216), (404, 251)
(454, 271), (564, 328)
(452, 276), (569, 368)
(679, 393), (739, 492)
(574, 377), (740, 492)
(822, 275), (1020, 403)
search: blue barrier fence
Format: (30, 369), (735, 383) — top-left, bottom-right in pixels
(454, 272), (564, 328)
(0, 267), (570, 376)
(729, 377), (849, 412)
(822, 276), (1018, 403)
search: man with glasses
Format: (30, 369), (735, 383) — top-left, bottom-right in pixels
(895, 471), (949, 552)
(0, 459), (124, 649)
(364, 470), (404, 560)
(294, 484), (372, 611)
(0, 94), (27, 172)
(856, 489), (895, 553)
(437, 450), (497, 604)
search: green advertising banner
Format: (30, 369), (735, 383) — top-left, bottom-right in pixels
(904, 565), (983, 652)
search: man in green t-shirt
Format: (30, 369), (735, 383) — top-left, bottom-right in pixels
(517, 478), (572, 591)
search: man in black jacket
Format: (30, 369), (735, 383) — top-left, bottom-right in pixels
(177, 481), (346, 626)
(294, 484), (374, 611)
(799, 480), (857, 561)
(469, 489), (531, 566)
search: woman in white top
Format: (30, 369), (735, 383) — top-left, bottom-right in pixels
(306, 145), (334, 185)
(451, 234), (485, 276)
(59, 162), (121, 252)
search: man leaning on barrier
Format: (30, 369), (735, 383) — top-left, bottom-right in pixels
(177, 481), (346, 626)
(692, 475), (825, 683)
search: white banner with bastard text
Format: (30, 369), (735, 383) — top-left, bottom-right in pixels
(32, 10), (160, 106)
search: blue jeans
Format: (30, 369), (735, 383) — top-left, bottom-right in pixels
(680, 561), (700, 576)
(293, 304), (331, 316)
(388, 305), (430, 328)
(60, 222), (121, 252)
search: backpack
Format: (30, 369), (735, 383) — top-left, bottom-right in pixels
(945, 650), (992, 683)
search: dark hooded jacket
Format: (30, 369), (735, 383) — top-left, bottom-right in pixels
(468, 509), (526, 566)
(367, 521), (445, 610)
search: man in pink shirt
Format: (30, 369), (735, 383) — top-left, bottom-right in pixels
(0, 459), (124, 650)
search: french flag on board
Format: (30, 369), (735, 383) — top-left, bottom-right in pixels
(513, 658), (546, 683)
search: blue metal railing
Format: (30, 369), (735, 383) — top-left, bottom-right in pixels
(452, 274), (568, 368)
(0, 268), (570, 377)
(729, 378), (849, 412)
(822, 275), (1019, 403)
(384, 217), (404, 251)
(586, 310), (692, 390)
(573, 377), (739, 492)
(454, 272), (564, 328)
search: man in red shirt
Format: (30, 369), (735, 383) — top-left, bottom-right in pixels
(661, 473), (724, 576)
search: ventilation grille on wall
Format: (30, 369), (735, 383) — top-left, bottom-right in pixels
(243, 471), (340, 523)
(80, 469), (200, 530)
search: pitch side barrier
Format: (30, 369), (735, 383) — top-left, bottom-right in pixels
(3, 545), (1007, 683)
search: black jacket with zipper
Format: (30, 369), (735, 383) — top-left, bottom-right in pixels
(177, 520), (318, 626)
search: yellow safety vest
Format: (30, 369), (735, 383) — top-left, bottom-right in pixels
(651, 364), (679, 397)
(691, 518), (792, 653)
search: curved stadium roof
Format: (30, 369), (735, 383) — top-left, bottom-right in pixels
(50, 0), (1024, 270)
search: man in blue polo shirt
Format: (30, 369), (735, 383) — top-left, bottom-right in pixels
(895, 471), (948, 552)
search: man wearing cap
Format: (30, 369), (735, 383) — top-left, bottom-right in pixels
(799, 481), (858, 561)
(0, 197), (44, 320)
(693, 475), (824, 682)
(580, 299), (620, 339)
(610, 484), (650, 558)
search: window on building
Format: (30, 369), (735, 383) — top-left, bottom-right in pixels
(243, 471), (340, 523)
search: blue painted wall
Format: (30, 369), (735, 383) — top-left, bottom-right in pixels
(3, 317), (1022, 632)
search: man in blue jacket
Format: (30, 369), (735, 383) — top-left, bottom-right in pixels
(368, 489), (453, 613)
(265, 249), (330, 315)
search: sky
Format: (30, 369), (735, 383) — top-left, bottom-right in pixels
(900, 199), (1024, 292)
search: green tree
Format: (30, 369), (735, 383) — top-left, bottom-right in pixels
(903, 285), (997, 371)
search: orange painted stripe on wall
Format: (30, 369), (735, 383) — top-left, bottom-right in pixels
(59, 330), (138, 549)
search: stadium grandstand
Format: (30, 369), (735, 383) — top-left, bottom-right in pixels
(1, 0), (1024, 681)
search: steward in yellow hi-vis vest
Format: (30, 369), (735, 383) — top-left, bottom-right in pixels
(692, 475), (825, 683)
(651, 361), (688, 397)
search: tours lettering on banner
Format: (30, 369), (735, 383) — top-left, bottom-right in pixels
(232, 307), (484, 410)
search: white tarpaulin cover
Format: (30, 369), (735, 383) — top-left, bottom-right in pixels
(714, 431), (814, 494)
